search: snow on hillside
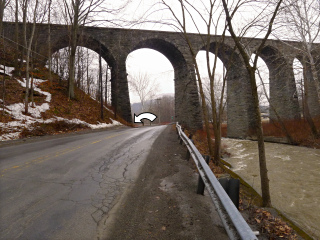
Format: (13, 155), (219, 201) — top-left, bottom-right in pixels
(0, 66), (122, 141)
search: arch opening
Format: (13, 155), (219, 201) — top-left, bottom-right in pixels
(49, 46), (112, 105)
(126, 38), (203, 128)
(126, 48), (175, 124)
(47, 35), (117, 108)
(251, 53), (270, 121)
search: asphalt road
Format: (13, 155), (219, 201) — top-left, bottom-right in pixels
(0, 125), (166, 240)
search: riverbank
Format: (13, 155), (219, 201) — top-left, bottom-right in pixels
(186, 129), (307, 239)
(223, 137), (320, 239)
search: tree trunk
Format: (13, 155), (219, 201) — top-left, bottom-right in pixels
(86, 49), (90, 95)
(14, 0), (19, 75)
(30, 54), (34, 107)
(2, 65), (5, 114)
(213, 123), (221, 164)
(208, 46), (226, 164)
(68, 43), (76, 99)
(99, 44), (103, 119)
(105, 65), (109, 105)
(248, 70), (272, 207)
(196, 68), (215, 157)
(68, 20), (78, 99)
(48, 0), (52, 86)
(24, 0), (38, 114)
(22, 0), (28, 114)
(0, 0), (6, 39)
(31, 71), (34, 107)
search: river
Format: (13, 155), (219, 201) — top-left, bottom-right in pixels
(222, 138), (320, 239)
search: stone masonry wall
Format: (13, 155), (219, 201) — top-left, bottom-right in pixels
(2, 22), (320, 137)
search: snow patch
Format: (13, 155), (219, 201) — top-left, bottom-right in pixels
(0, 132), (21, 141)
(1, 70), (122, 142)
(54, 117), (122, 129)
(0, 66), (15, 76)
(88, 120), (122, 129)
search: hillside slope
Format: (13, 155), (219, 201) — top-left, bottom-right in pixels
(0, 66), (128, 141)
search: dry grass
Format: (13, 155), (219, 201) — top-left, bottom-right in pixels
(194, 119), (320, 149)
(39, 79), (115, 125)
(261, 118), (320, 148)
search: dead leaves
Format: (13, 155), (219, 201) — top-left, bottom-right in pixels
(253, 208), (298, 239)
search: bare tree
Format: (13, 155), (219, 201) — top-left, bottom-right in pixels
(23, 0), (39, 114)
(283, 0), (320, 101)
(1, 65), (6, 115)
(85, 48), (93, 95)
(105, 65), (111, 105)
(129, 72), (159, 113)
(221, 0), (284, 207)
(61, 0), (104, 99)
(51, 48), (70, 82)
(47, 0), (52, 86)
(14, 0), (19, 74)
(98, 44), (103, 119)
(202, 73), (227, 123)
(158, 95), (175, 123)
(0, 0), (9, 34)
(277, 0), (320, 137)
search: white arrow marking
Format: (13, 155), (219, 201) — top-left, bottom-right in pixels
(134, 112), (157, 123)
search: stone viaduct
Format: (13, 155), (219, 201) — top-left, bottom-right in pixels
(2, 22), (320, 138)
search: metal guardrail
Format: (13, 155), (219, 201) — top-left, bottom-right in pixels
(176, 123), (258, 240)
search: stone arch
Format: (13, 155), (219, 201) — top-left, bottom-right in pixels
(259, 45), (300, 120)
(128, 38), (202, 129)
(199, 41), (255, 138)
(51, 34), (117, 69)
(49, 34), (125, 117)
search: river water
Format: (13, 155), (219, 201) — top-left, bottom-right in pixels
(222, 138), (320, 239)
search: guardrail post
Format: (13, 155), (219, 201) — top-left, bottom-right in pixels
(218, 178), (240, 209)
(186, 147), (190, 160)
(196, 155), (210, 195)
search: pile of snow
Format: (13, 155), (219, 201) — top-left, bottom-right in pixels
(0, 67), (122, 141)
(54, 117), (122, 130)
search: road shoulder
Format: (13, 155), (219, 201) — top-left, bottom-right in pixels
(103, 125), (228, 240)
